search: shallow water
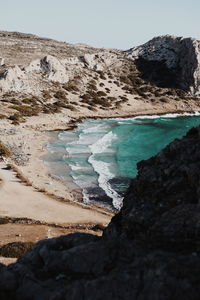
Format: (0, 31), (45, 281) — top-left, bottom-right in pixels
(46, 113), (200, 210)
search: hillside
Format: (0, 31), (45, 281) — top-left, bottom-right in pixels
(0, 32), (200, 124)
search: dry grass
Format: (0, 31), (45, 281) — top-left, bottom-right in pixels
(0, 142), (12, 157)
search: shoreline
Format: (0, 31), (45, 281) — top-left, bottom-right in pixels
(0, 105), (200, 225)
(0, 104), (200, 264)
(43, 107), (200, 209)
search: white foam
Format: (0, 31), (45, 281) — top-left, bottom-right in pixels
(89, 131), (116, 153)
(82, 123), (110, 134)
(88, 131), (123, 210)
(70, 163), (93, 172)
(114, 111), (200, 123)
(64, 123), (110, 155)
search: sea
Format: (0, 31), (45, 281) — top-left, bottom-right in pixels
(45, 113), (200, 211)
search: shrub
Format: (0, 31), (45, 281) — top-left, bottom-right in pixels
(97, 71), (106, 80)
(97, 91), (107, 97)
(9, 105), (41, 117)
(81, 94), (92, 101)
(63, 81), (79, 93)
(8, 113), (22, 121)
(120, 96), (128, 102)
(87, 106), (97, 112)
(87, 83), (97, 91)
(89, 79), (97, 85)
(54, 90), (66, 100)
(10, 99), (21, 105)
(160, 97), (169, 103)
(119, 76), (131, 85)
(65, 104), (77, 111)
(108, 96), (117, 102)
(22, 98), (37, 105)
(42, 90), (52, 100)
(0, 242), (34, 258)
(53, 101), (68, 108)
(42, 108), (51, 114)
(0, 142), (11, 157)
(0, 114), (6, 119)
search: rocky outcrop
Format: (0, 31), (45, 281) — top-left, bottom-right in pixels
(125, 35), (200, 94)
(0, 51), (120, 94)
(25, 55), (70, 83)
(0, 66), (27, 93)
(1, 126), (200, 299)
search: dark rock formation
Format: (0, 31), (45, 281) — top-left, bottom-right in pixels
(126, 35), (200, 94)
(1, 126), (200, 299)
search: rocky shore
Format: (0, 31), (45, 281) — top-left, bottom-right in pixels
(1, 125), (200, 298)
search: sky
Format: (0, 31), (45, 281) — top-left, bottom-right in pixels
(0, 0), (199, 50)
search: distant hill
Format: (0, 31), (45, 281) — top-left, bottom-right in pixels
(0, 31), (200, 123)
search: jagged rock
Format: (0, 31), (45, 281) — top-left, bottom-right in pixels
(0, 50), (121, 94)
(78, 52), (118, 71)
(125, 35), (200, 94)
(1, 126), (200, 298)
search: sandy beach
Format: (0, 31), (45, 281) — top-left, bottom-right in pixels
(0, 160), (111, 225)
(1, 102), (200, 226)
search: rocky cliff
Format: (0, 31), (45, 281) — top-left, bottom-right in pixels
(1, 126), (200, 299)
(125, 35), (200, 94)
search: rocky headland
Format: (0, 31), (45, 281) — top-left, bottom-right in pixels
(1, 125), (200, 298)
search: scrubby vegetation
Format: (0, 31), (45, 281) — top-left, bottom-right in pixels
(63, 78), (80, 93)
(0, 142), (11, 157)
(0, 114), (6, 119)
(9, 104), (41, 117)
(115, 58), (198, 103)
(0, 242), (34, 258)
(54, 90), (67, 100)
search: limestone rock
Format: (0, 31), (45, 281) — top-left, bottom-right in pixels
(0, 66), (26, 92)
(125, 35), (200, 94)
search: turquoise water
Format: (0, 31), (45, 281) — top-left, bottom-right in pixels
(47, 114), (200, 210)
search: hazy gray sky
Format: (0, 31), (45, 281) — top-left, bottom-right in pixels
(0, 0), (199, 49)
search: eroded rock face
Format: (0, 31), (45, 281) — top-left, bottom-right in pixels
(125, 35), (200, 94)
(1, 126), (200, 299)
(0, 51), (120, 94)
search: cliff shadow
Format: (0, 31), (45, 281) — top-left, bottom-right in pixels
(135, 57), (182, 90)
